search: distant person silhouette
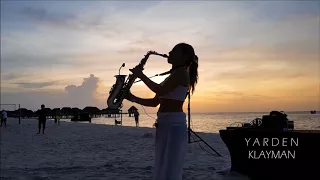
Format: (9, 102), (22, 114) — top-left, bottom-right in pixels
(125, 43), (199, 180)
(37, 104), (47, 134)
(54, 109), (61, 125)
(134, 110), (139, 127)
(1, 110), (8, 127)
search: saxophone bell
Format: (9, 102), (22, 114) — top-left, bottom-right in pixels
(107, 51), (168, 110)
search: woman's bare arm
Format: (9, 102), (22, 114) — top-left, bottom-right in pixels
(138, 67), (186, 95)
(129, 94), (160, 107)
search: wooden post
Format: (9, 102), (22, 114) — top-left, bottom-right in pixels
(120, 110), (122, 125)
(18, 104), (21, 124)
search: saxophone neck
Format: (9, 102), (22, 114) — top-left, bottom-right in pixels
(140, 54), (150, 67)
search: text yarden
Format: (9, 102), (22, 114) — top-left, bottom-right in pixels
(245, 138), (298, 159)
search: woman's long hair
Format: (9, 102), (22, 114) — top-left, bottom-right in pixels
(189, 55), (198, 94)
(176, 43), (199, 94)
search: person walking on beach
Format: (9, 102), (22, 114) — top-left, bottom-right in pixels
(1, 110), (8, 127)
(54, 109), (61, 125)
(37, 104), (47, 134)
(125, 43), (199, 180)
(134, 110), (139, 127)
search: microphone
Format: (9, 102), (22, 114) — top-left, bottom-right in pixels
(119, 63), (125, 75)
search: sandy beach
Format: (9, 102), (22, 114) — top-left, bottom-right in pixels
(0, 118), (249, 180)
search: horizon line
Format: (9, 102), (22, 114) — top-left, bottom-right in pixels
(141, 110), (319, 114)
(0, 104), (318, 113)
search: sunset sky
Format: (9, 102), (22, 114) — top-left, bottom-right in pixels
(1, 1), (319, 113)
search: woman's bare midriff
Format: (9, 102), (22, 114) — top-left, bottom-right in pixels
(158, 99), (184, 112)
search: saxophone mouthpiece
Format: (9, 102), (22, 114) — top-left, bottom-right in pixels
(162, 54), (169, 58)
(157, 53), (168, 58)
(148, 51), (168, 58)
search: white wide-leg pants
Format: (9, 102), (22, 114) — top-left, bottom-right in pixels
(153, 112), (188, 180)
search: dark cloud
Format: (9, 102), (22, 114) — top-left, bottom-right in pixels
(22, 7), (75, 23)
(20, 7), (121, 37)
(64, 74), (100, 108)
(244, 1), (320, 21)
(1, 73), (21, 81)
(0, 50), (77, 70)
(0, 74), (107, 111)
(13, 81), (58, 89)
(21, 7), (78, 29)
(65, 74), (99, 93)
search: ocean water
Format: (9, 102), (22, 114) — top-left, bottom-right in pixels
(88, 112), (320, 133)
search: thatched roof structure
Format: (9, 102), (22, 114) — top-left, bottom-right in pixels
(101, 108), (120, 114)
(128, 106), (138, 113)
(19, 108), (34, 117)
(34, 108), (52, 116)
(61, 107), (72, 116)
(82, 106), (100, 115)
(71, 107), (81, 115)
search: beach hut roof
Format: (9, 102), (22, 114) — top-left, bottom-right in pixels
(101, 108), (120, 114)
(128, 106), (138, 111)
(83, 106), (100, 113)
(61, 107), (72, 110)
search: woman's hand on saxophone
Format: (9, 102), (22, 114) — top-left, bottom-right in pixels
(129, 65), (144, 78)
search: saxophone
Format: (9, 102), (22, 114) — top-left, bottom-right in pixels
(107, 51), (168, 109)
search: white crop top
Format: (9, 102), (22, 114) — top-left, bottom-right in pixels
(159, 85), (189, 101)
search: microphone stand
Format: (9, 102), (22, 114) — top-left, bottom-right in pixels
(187, 91), (222, 157)
(133, 69), (222, 157)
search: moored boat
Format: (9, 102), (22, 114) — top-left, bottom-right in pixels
(219, 111), (320, 180)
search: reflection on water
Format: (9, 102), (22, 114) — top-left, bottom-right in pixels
(63, 112), (320, 133)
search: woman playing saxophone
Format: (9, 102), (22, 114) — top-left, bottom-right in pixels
(125, 43), (199, 180)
